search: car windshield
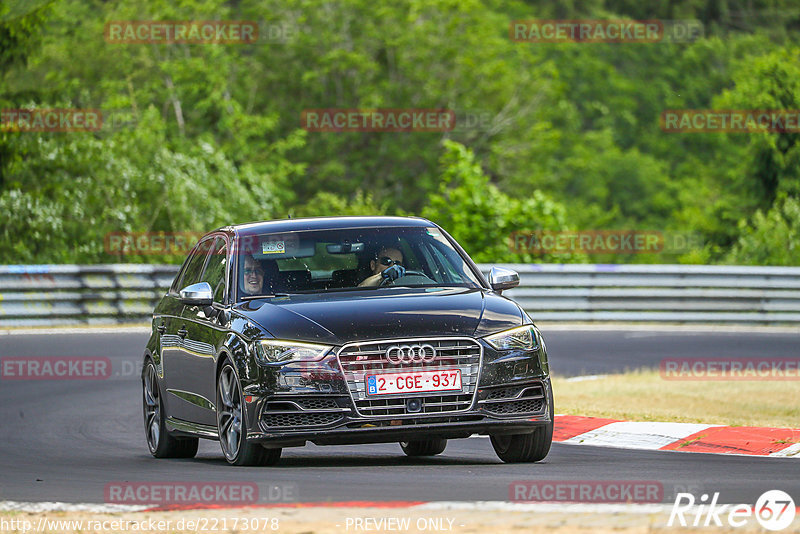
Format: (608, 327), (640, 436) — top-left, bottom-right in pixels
(235, 226), (483, 299)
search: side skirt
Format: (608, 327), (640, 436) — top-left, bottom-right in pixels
(165, 417), (219, 440)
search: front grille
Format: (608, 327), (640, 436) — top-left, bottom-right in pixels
(480, 381), (547, 417)
(350, 394), (475, 416)
(484, 384), (544, 401)
(296, 397), (340, 410)
(483, 398), (544, 415)
(260, 396), (349, 431)
(345, 415), (484, 428)
(263, 412), (344, 428)
(337, 337), (482, 418)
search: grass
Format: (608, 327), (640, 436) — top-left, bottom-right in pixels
(551, 369), (800, 428)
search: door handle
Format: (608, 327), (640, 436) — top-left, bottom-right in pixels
(177, 327), (188, 338)
(156, 325), (166, 334)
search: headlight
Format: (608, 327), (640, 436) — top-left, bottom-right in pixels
(484, 325), (539, 351)
(252, 340), (332, 365)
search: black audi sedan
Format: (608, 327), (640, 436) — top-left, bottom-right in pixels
(142, 216), (553, 466)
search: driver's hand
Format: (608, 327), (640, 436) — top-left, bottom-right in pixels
(381, 264), (405, 281)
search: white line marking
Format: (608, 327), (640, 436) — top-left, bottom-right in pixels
(770, 443), (800, 458)
(564, 422), (716, 450)
(0, 326), (150, 336)
(563, 374), (607, 382)
(414, 501), (674, 513)
(0, 499), (679, 514)
(0, 501), (148, 513)
(0, 500), (795, 514)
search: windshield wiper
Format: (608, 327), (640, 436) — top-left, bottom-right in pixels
(240, 293), (294, 300)
(316, 286), (377, 293)
(280, 286), (377, 294)
(380, 283), (472, 289)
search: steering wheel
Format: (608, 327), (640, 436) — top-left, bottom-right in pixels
(378, 269), (432, 287)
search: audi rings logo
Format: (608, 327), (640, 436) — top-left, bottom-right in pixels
(385, 344), (436, 365)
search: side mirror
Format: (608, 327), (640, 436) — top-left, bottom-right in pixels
(488, 266), (520, 291)
(179, 282), (214, 306)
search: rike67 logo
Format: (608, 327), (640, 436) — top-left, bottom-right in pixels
(669, 490), (795, 531)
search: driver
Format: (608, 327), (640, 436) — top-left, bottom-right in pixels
(358, 247), (405, 287)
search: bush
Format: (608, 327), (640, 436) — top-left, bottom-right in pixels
(726, 196), (800, 266)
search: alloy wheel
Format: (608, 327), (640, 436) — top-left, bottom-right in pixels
(143, 364), (161, 453)
(217, 365), (243, 461)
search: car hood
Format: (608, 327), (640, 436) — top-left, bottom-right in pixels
(233, 287), (525, 345)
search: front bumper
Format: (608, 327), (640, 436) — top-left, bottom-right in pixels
(246, 414), (550, 447)
(240, 335), (552, 447)
(245, 377), (553, 447)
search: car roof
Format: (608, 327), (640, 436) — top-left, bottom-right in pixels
(217, 216), (437, 236)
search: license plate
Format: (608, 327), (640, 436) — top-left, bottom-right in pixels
(366, 370), (462, 396)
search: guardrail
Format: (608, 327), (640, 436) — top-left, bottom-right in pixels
(0, 264), (178, 327)
(1, 263), (800, 326)
(498, 264), (800, 323)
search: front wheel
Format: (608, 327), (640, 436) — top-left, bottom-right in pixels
(142, 360), (198, 458)
(399, 438), (447, 456)
(490, 382), (554, 463)
(216, 360), (281, 466)
(490, 429), (551, 463)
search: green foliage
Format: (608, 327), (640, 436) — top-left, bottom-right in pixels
(715, 47), (800, 204)
(0, 108), (281, 263)
(0, 0), (799, 265)
(292, 191), (389, 218)
(0, 0), (53, 71)
(422, 140), (582, 263)
(726, 196), (800, 265)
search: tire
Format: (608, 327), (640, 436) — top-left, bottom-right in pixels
(216, 360), (282, 466)
(399, 438), (447, 457)
(490, 380), (554, 463)
(142, 360), (199, 458)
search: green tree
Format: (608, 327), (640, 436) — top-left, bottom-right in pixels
(0, 108), (283, 263)
(422, 140), (582, 263)
(292, 190), (388, 218)
(726, 196), (800, 265)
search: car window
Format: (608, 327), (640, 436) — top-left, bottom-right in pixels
(176, 238), (214, 290)
(422, 240), (462, 283)
(201, 237), (228, 303)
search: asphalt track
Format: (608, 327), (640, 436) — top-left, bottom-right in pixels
(0, 328), (798, 506)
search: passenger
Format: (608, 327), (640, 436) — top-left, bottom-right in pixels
(241, 255), (276, 296)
